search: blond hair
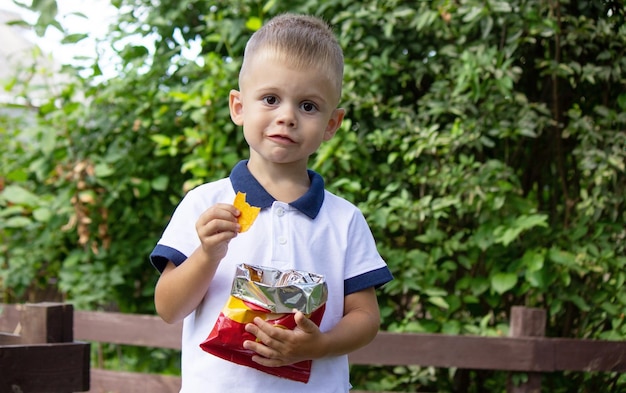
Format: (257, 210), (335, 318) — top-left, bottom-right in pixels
(239, 14), (344, 100)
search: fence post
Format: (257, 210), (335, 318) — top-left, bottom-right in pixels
(0, 302), (89, 393)
(19, 302), (74, 344)
(507, 306), (546, 393)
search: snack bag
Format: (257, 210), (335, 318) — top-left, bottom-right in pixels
(200, 264), (328, 383)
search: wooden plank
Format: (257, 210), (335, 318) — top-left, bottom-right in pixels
(507, 306), (545, 393)
(0, 332), (21, 345)
(351, 391), (401, 393)
(510, 306), (546, 338)
(87, 370), (407, 393)
(20, 303), (74, 344)
(0, 342), (90, 392)
(88, 368), (180, 393)
(74, 310), (182, 349)
(553, 338), (626, 372)
(348, 332), (553, 372)
(3, 303), (626, 377)
(1, 304), (182, 349)
(0, 303), (20, 332)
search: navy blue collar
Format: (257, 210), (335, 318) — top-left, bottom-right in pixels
(229, 160), (325, 219)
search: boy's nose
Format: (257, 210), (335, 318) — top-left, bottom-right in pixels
(276, 104), (297, 128)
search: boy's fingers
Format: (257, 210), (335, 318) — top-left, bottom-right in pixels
(293, 311), (316, 333)
(245, 318), (287, 345)
(243, 339), (292, 368)
(197, 203), (240, 225)
(251, 354), (283, 367)
(242, 335), (285, 367)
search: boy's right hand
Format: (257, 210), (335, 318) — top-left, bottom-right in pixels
(155, 203), (241, 324)
(195, 203), (241, 263)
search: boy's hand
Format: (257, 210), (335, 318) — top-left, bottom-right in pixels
(195, 203), (241, 262)
(243, 311), (327, 367)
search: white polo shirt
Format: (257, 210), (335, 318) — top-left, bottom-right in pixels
(151, 160), (393, 393)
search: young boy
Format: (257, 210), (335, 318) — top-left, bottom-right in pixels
(150, 13), (393, 392)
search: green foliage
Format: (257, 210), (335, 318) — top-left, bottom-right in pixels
(1, 0), (625, 391)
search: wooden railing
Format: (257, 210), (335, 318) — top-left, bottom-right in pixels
(0, 303), (90, 392)
(1, 303), (625, 393)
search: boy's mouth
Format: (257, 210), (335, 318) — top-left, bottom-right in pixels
(267, 133), (296, 144)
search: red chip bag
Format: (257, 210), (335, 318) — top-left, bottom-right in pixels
(200, 264), (328, 383)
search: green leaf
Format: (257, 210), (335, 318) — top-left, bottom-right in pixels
(441, 320), (461, 335)
(4, 216), (32, 228)
(495, 214), (548, 246)
(246, 17), (262, 31)
(131, 178), (151, 198)
(525, 269), (549, 289)
(491, 1), (513, 12)
(491, 273), (517, 294)
(428, 296), (449, 309)
(515, 214), (548, 230)
(151, 176), (169, 191)
(469, 277), (490, 296)
(6, 19), (30, 28)
(601, 301), (619, 315)
(479, 312), (493, 330)
(61, 33), (88, 44)
(496, 227), (522, 246)
(94, 163), (115, 178)
(521, 249), (544, 272)
(548, 248), (577, 267)
(121, 45), (149, 61)
(0, 206), (24, 218)
(150, 134), (172, 146)
(618, 93), (626, 110)
(563, 294), (590, 312)
(33, 207), (52, 222)
(462, 7), (484, 23)
(262, 0), (276, 13)
(39, 127), (57, 154)
(1, 185), (40, 206)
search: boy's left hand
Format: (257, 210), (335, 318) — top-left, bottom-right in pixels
(243, 311), (326, 367)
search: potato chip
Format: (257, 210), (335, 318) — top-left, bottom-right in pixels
(233, 191), (261, 232)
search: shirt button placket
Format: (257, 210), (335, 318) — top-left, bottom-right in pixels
(272, 203), (290, 265)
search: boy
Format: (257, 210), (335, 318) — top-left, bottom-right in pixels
(150, 13), (393, 392)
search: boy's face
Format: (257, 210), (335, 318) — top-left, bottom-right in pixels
(229, 51), (345, 168)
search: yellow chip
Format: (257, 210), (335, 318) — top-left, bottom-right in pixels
(233, 191), (261, 233)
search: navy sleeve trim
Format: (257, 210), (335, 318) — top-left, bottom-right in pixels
(150, 244), (188, 273)
(344, 266), (394, 295)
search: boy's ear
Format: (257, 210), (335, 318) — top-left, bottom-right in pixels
(324, 108), (345, 141)
(229, 89), (244, 126)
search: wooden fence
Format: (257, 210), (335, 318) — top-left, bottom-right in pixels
(0, 303), (90, 392)
(1, 303), (625, 393)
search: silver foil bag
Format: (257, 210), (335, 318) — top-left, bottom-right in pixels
(200, 263), (328, 382)
(231, 263), (328, 314)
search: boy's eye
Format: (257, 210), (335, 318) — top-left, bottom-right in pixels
(301, 102), (318, 112)
(263, 96), (278, 105)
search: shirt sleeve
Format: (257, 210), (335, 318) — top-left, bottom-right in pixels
(343, 210), (393, 295)
(148, 187), (207, 272)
